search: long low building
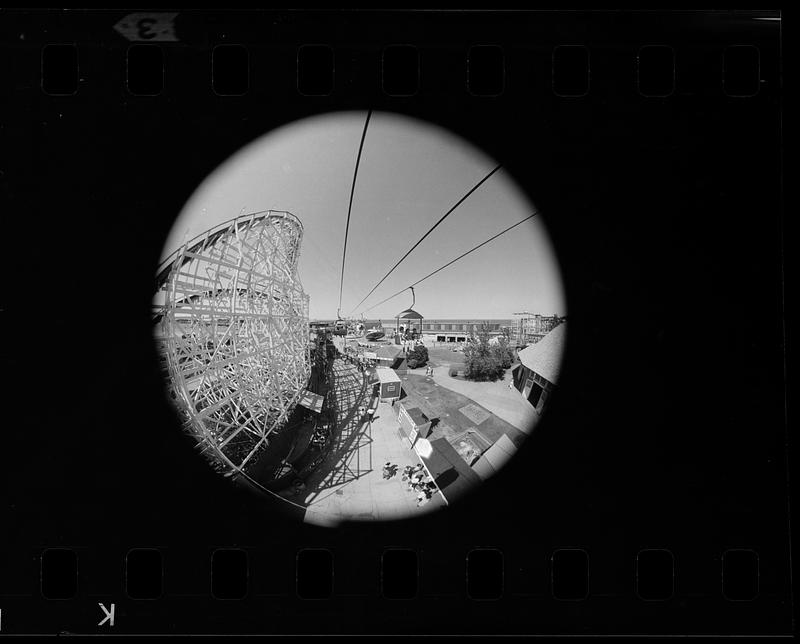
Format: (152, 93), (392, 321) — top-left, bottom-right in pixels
(413, 319), (512, 343)
(421, 319), (513, 334)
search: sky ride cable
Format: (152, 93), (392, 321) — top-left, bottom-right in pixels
(358, 212), (539, 316)
(337, 109), (372, 319)
(347, 163), (503, 317)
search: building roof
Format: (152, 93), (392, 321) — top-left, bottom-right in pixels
(375, 367), (402, 384)
(400, 404), (430, 427)
(424, 437), (482, 502)
(472, 433), (517, 481)
(516, 322), (567, 385)
(396, 308), (424, 320)
(375, 345), (403, 361)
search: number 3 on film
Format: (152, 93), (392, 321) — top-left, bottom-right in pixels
(113, 13), (178, 42)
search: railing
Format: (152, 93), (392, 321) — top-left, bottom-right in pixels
(155, 210), (303, 288)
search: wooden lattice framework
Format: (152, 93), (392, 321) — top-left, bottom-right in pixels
(153, 211), (311, 475)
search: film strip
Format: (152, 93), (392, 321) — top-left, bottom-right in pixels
(0, 9), (788, 637)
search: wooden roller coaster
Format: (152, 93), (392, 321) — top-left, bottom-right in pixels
(153, 210), (311, 476)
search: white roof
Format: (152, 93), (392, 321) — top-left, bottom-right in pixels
(472, 433), (517, 480)
(516, 322), (567, 385)
(375, 367), (401, 384)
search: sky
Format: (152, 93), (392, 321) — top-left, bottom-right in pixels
(161, 111), (566, 321)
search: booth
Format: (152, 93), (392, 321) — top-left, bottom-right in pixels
(397, 402), (432, 446)
(375, 367), (402, 402)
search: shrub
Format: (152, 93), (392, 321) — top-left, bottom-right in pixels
(463, 324), (506, 381)
(464, 353), (502, 381)
(406, 345), (428, 368)
(448, 364), (465, 377)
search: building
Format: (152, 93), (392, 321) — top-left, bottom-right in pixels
(420, 319), (513, 343)
(374, 367), (403, 403)
(471, 433), (518, 481)
(510, 312), (566, 347)
(512, 322), (567, 414)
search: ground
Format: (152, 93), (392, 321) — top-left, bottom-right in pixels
(399, 374), (527, 450)
(280, 347), (537, 526)
(279, 357), (445, 526)
(419, 346), (538, 434)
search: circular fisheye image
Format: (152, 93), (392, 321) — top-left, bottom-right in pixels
(152, 111), (566, 526)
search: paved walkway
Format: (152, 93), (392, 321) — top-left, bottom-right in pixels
(425, 364), (539, 434)
(299, 361), (444, 527)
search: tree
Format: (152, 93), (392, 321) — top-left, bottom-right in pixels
(406, 344), (429, 369)
(492, 333), (514, 370)
(463, 323), (503, 381)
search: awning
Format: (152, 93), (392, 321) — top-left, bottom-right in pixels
(421, 437), (482, 502)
